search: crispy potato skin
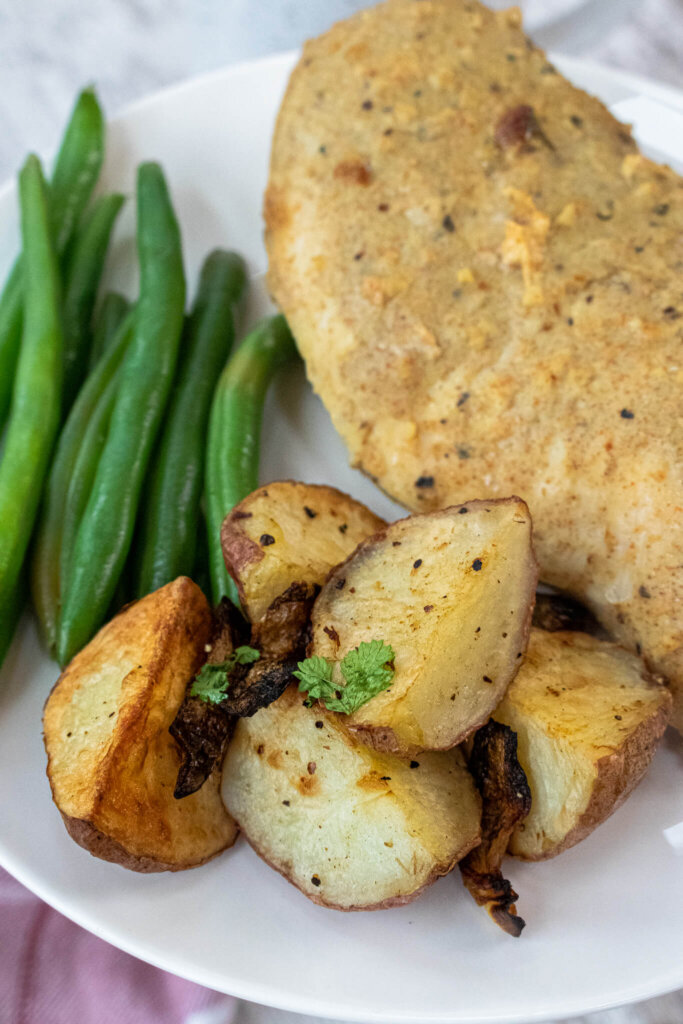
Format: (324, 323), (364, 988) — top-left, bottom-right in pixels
(311, 498), (538, 756)
(266, 0), (683, 733)
(494, 629), (672, 860)
(221, 480), (385, 621)
(44, 578), (238, 871)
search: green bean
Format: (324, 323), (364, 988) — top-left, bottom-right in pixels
(49, 88), (106, 254)
(60, 370), (121, 588)
(57, 162), (186, 665)
(0, 573), (27, 673)
(0, 88), (104, 432)
(61, 193), (125, 409)
(30, 310), (134, 653)
(205, 315), (299, 605)
(90, 292), (131, 369)
(0, 262), (23, 436)
(192, 508), (212, 602)
(0, 157), (62, 630)
(134, 250), (247, 598)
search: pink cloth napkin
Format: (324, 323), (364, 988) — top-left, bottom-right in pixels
(0, 867), (236, 1024)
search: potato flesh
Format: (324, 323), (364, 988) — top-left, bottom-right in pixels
(221, 481), (385, 621)
(494, 628), (672, 859)
(312, 499), (537, 754)
(44, 578), (237, 869)
(222, 686), (481, 909)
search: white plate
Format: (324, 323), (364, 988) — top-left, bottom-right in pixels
(1, 51), (683, 1024)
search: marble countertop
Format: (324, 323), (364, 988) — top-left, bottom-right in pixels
(1, 1), (682, 1022)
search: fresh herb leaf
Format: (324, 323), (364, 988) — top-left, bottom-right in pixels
(294, 640), (395, 714)
(232, 645), (261, 666)
(293, 655), (335, 706)
(338, 639), (395, 712)
(190, 645), (260, 705)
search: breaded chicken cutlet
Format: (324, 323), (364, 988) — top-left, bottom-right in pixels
(265, 0), (683, 730)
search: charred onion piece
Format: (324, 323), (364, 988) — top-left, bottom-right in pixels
(532, 591), (606, 638)
(221, 661), (296, 717)
(460, 720), (531, 937)
(170, 698), (233, 799)
(250, 581), (318, 660)
(171, 583), (317, 798)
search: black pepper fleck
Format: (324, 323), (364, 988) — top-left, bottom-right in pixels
(259, 533), (275, 546)
(339, 523), (348, 534)
(457, 391), (470, 408)
(413, 559), (422, 568)
(442, 214), (455, 233)
(304, 506), (317, 519)
(639, 585), (651, 598)
(458, 506), (468, 514)
(415, 475), (434, 488)
(653, 203), (669, 216)
(335, 578), (346, 589)
(354, 251), (364, 260)
(380, 776), (391, 781)
(282, 800), (290, 806)
(567, 317), (574, 326)
(311, 875), (321, 886)
(570, 115), (583, 127)
(620, 408), (635, 419)
(472, 558), (483, 571)
(410, 760), (420, 769)
(614, 715), (622, 721)
(483, 675), (492, 683)
(315, 721), (324, 729)
(378, 202), (390, 212)
(362, 99), (373, 110)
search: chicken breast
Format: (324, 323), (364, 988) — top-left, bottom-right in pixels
(265, 0), (683, 729)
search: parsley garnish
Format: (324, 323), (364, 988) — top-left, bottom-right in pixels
(293, 640), (395, 715)
(190, 645), (260, 705)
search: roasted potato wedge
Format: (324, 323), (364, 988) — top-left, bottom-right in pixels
(494, 628), (672, 860)
(222, 684), (481, 910)
(311, 499), (538, 756)
(221, 480), (385, 621)
(44, 578), (237, 871)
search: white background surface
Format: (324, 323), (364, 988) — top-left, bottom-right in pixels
(1, 2), (683, 1023)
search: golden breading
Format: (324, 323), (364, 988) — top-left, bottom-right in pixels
(265, 0), (683, 730)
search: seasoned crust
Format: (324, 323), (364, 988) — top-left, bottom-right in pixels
(266, 0), (683, 734)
